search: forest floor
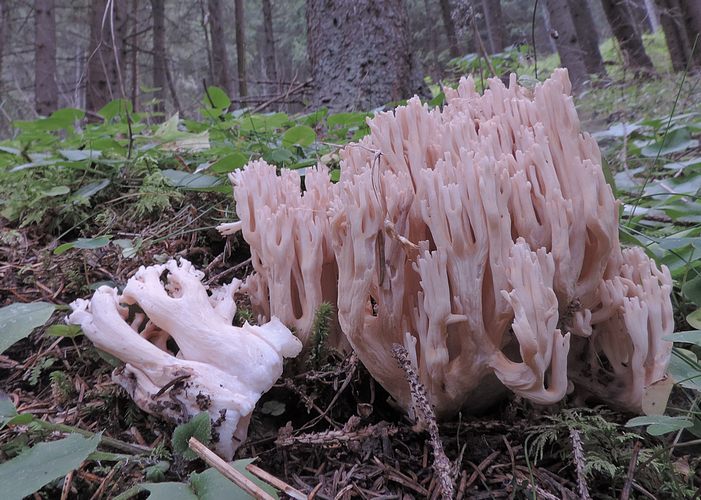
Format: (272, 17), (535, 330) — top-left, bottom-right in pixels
(2, 53), (701, 498)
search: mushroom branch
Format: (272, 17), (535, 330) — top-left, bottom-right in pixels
(226, 69), (673, 418)
(67, 259), (302, 460)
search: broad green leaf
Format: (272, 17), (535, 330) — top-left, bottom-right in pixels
(0, 433), (100, 500)
(0, 302), (55, 354)
(203, 86), (231, 110)
(210, 152), (249, 173)
(48, 108), (85, 128)
(0, 146), (21, 155)
(72, 179), (111, 200)
(171, 412), (211, 461)
(664, 330), (701, 346)
(283, 125), (316, 148)
(625, 415), (694, 436)
(265, 147), (294, 164)
(669, 348), (701, 390)
(98, 99), (133, 121)
(190, 459), (279, 500)
(59, 149), (101, 162)
(54, 235), (113, 255)
(687, 309), (701, 330)
(327, 112), (368, 128)
(162, 170), (223, 190)
(141, 482), (198, 500)
(45, 324), (83, 338)
(42, 186), (70, 197)
(641, 128), (699, 157)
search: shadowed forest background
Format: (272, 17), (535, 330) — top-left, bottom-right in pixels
(2, 0), (699, 128)
(1, 1), (701, 499)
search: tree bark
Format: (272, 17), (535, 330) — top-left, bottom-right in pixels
(643, 0), (661, 31)
(0, 1), (5, 97)
(151, 0), (166, 118)
(568, 0), (607, 76)
(629, 0), (654, 33)
(86, 0), (128, 114)
(261, 0), (278, 94)
(481, 0), (504, 53)
(544, 0), (589, 89)
(234, 0), (247, 98)
(307, 0), (425, 112)
(600, 0), (656, 73)
(35, 0), (58, 115)
(130, 0), (139, 112)
(680, 0), (701, 67)
(207, 0), (233, 97)
(439, 0), (460, 57)
(655, 0), (698, 71)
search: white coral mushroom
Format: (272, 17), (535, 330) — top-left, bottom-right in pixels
(67, 258), (302, 460)
(225, 69), (673, 418)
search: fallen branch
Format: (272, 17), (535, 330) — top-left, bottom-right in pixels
(188, 437), (275, 500)
(392, 344), (454, 500)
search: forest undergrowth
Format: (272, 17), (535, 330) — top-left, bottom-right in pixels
(1, 51), (701, 498)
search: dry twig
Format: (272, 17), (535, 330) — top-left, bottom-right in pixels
(391, 343), (454, 500)
(188, 437), (275, 500)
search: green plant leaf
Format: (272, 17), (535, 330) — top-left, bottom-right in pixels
(625, 415), (694, 436)
(0, 433), (100, 500)
(687, 309), (701, 330)
(161, 170), (223, 190)
(72, 179), (111, 201)
(210, 152), (249, 173)
(0, 302), (55, 354)
(668, 348), (701, 390)
(640, 128), (699, 157)
(98, 99), (133, 121)
(54, 235), (113, 255)
(48, 108), (85, 128)
(42, 186), (70, 197)
(141, 482), (198, 500)
(171, 412), (211, 461)
(59, 149), (101, 161)
(190, 459), (279, 499)
(664, 330), (701, 346)
(282, 125), (316, 147)
(45, 324), (83, 338)
(203, 86), (231, 110)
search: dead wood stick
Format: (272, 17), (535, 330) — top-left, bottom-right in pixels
(245, 463), (307, 500)
(620, 441), (642, 500)
(188, 437), (275, 500)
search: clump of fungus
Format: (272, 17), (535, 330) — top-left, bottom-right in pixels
(67, 259), (302, 459)
(227, 69), (673, 417)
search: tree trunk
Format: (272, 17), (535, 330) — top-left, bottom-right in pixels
(86, 0), (128, 114)
(261, 0), (278, 94)
(643, 0), (661, 31)
(439, 0), (460, 57)
(207, 0), (233, 97)
(35, 0), (58, 115)
(234, 0), (247, 98)
(568, 0), (607, 76)
(600, 0), (656, 73)
(151, 0), (166, 118)
(629, 0), (654, 33)
(541, 2), (558, 52)
(307, 0), (425, 112)
(680, 0), (701, 67)
(481, 0), (504, 53)
(130, 0), (139, 112)
(544, 0), (589, 89)
(655, 0), (696, 71)
(0, 1), (5, 97)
